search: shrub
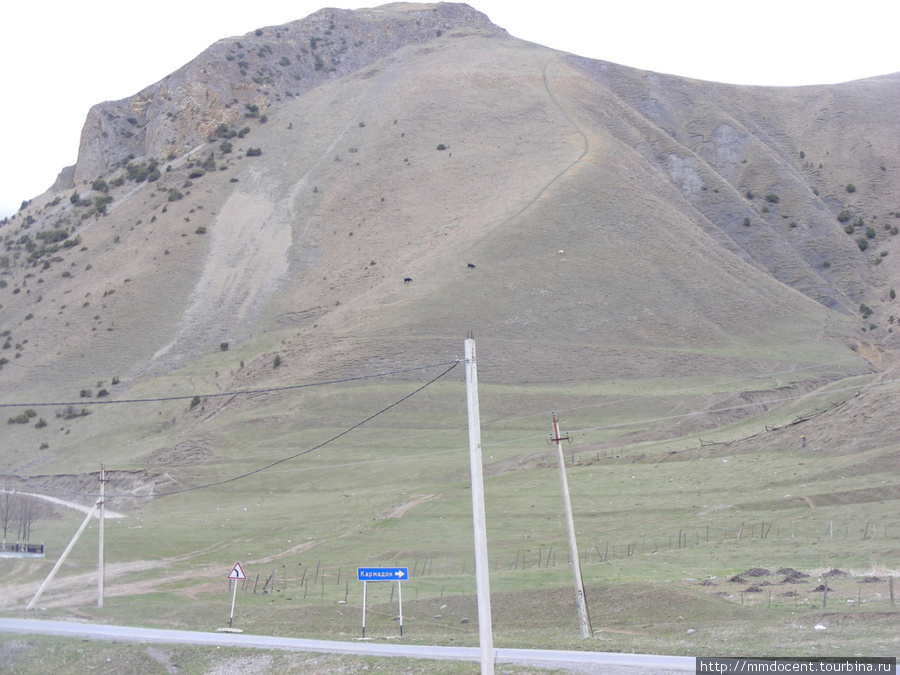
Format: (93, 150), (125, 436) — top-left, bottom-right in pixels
(34, 418), (47, 429)
(856, 237), (868, 251)
(36, 229), (69, 243)
(866, 227), (876, 239)
(195, 226), (207, 234)
(80, 389), (92, 398)
(167, 189), (184, 202)
(97, 388), (109, 397)
(890, 289), (896, 300)
(742, 217), (751, 227)
(837, 210), (851, 223)
(220, 342), (229, 351)
(745, 190), (754, 200)
(246, 147), (262, 157)
(126, 159), (159, 183)
(273, 355), (282, 369)
(190, 396), (201, 410)
(436, 144), (447, 151)
(8, 413), (30, 424)
(844, 223), (856, 234)
(860, 303), (873, 318)
(845, 184), (856, 193)
(220, 141), (233, 154)
(765, 194), (779, 203)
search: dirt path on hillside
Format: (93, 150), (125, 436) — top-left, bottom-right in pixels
(1, 491), (127, 519)
(386, 493), (441, 518)
(0, 538), (241, 610)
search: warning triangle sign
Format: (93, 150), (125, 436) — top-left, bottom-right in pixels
(228, 562), (247, 580)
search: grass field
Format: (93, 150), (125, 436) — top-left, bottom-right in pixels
(1, 364), (897, 672)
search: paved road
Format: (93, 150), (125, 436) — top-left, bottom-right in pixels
(0, 618), (694, 673)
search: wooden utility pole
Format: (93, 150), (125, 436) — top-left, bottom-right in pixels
(551, 412), (592, 639)
(98, 464), (108, 608)
(465, 336), (494, 674)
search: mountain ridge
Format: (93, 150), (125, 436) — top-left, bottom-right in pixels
(0, 1), (896, 447)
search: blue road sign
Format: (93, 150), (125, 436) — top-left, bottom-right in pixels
(357, 567), (408, 582)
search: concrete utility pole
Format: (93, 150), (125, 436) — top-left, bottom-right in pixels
(98, 465), (108, 608)
(465, 336), (495, 675)
(27, 499), (101, 611)
(550, 412), (592, 639)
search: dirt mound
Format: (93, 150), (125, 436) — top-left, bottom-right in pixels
(823, 568), (848, 578)
(741, 567), (771, 577)
(778, 568), (810, 583)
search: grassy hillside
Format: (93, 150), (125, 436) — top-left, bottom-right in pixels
(0, 2), (898, 665)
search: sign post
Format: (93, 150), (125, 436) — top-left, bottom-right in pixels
(227, 562), (246, 628)
(357, 567), (408, 637)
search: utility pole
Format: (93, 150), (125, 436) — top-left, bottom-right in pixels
(98, 464), (108, 608)
(550, 412), (592, 639)
(28, 499), (101, 610)
(465, 335), (495, 674)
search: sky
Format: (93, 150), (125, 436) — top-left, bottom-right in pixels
(1, 0), (898, 219)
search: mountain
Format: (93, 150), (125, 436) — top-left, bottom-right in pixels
(0, 4), (898, 645)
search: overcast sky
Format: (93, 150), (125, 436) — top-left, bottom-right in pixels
(1, 0), (897, 218)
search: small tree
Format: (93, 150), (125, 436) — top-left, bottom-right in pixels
(16, 496), (45, 542)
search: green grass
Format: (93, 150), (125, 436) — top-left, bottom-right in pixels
(2, 370), (897, 666)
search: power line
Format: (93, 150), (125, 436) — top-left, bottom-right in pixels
(0, 355), (886, 501)
(0, 360), (461, 409)
(0, 361), (460, 499)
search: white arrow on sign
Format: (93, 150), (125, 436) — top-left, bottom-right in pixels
(228, 562), (246, 580)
